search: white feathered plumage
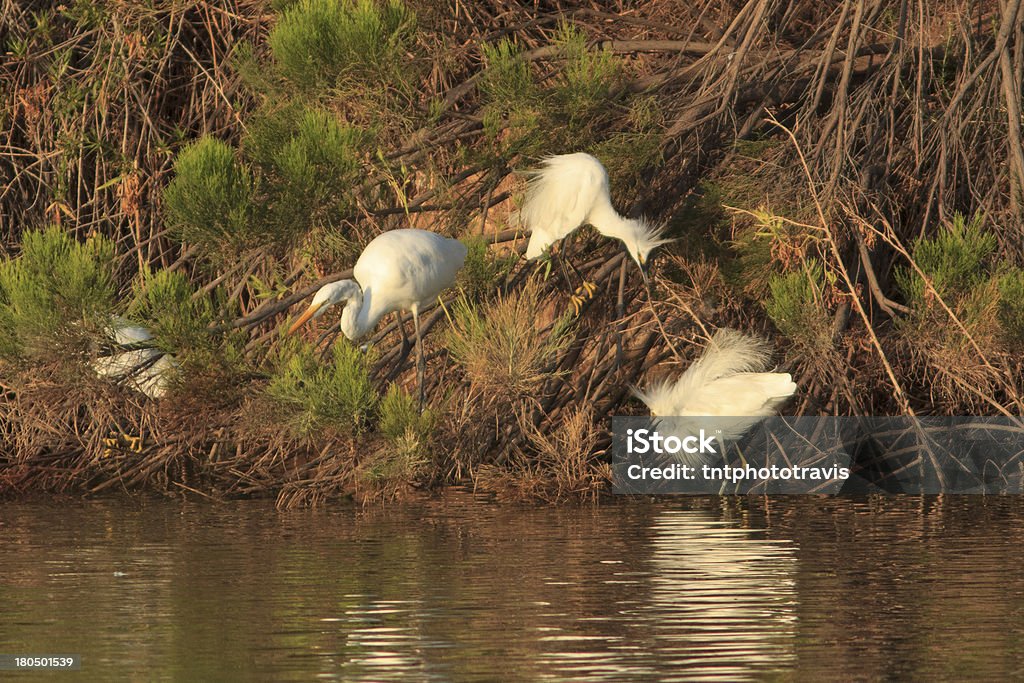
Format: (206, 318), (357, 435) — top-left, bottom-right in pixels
(634, 329), (796, 441)
(92, 316), (179, 399)
(521, 153), (670, 268)
(287, 228), (467, 407)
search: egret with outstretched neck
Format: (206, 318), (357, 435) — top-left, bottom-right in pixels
(287, 228), (467, 408)
(520, 152), (671, 311)
(633, 329), (796, 463)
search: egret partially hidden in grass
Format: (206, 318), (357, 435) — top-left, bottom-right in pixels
(92, 316), (179, 400)
(633, 329), (796, 463)
(287, 228), (467, 409)
(521, 152), (671, 314)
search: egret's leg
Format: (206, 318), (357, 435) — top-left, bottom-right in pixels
(412, 305), (425, 412)
(396, 310), (412, 357)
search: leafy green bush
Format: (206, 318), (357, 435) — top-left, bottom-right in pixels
(0, 226), (116, 361)
(479, 23), (621, 152)
(446, 281), (573, 398)
(267, 338), (378, 436)
(765, 260), (833, 354)
(247, 103), (365, 235)
(163, 137), (255, 252)
(128, 268), (216, 352)
(997, 268), (1024, 345)
(269, 0), (415, 92)
(379, 382), (435, 442)
(895, 212), (995, 306)
(549, 21), (619, 128)
(456, 235), (515, 300)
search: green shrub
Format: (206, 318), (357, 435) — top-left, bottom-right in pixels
(127, 268), (215, 352)
(480, 38), (536, 107)
(163, 137), (255, 252)
(269, 0), (415, 91)
(456, 235), (515, 300)
(247, 103), (365, 235)
(0, 226), (116, 361)
(478, 23), (621, 152)
(895, 212), (995, 306)
(446, 281), (572, 398)
(765, 260), (833, 353)
(266, 338), (377, 436)
(549, 21), (619, 128)
(379, 382), (435, 442)
(479, 38), (541, 143)
(997, 268), (1024, 346)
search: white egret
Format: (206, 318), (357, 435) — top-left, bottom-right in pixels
(287, 228), (467, 407)
(520, 152), (671, 311)
(92, 316), (179, 400)
(633, 329), (796, 462)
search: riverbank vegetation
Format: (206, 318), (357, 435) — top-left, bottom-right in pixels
(2, 0), (1023, 505)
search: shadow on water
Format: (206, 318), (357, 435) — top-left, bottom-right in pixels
(2, 496), (1024, 681)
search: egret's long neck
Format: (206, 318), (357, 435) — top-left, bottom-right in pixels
(339, 285), (384, 341)
(587, 199), (634, 244)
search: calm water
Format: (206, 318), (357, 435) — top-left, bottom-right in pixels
(3, 495), (1024, 681)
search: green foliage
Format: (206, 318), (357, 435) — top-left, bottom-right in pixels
(379, 383), (435, 442)
(549, 21), (619, 127)
(895, 212), (995, 306)
(456, 235), (515, 300)
(269, 0), (416, 92)
(163, 137), (255, 253)
(0, 226), (116, 361)
(478, 23), (622, 153)
(247, 103), (365, 235)
(592, 96), (664, 196)
(267, 338), (378, 436)
(997, 268), (1024, 345)
(479, 38), (542, 143)
(480, 39), (537, 107)
(128, 268), (215, 352)
(765, 260), (833, 353)
(361, 383), (436, 489)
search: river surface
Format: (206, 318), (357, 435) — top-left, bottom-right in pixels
(2, 495), (1024, 681)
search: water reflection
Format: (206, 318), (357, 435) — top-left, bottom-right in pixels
(642, 511), (797, 680)
(2, 497), (1024, 680)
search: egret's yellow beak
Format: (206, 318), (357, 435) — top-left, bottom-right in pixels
(287, 302), (323, 335)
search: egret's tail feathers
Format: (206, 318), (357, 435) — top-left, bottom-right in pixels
(635, 329), (796, 419)
(695, 328), (773, 380)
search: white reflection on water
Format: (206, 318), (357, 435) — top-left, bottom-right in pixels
(536, 509), (798, 679)
(642, 510), (798, 680)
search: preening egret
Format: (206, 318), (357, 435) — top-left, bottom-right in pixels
(521, 152), (671, 312)
(287, 228), (467, 408)
(633, 329), (796, 462)
(92, 316), (179, 400)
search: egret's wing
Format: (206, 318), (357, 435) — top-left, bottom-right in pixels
(132, 354), (180, 399)
(354, 229), (467, 323)
(677, 373), (796, 418)
(107, 316), (154, 346)
(92, 348), (162, 379)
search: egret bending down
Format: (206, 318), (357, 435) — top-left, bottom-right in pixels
(287, 228), (467, 407)
(633, 329), (796, 463)
(521, 152), (671, 312)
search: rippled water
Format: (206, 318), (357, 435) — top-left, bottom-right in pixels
(3, 496), (1024, 680)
